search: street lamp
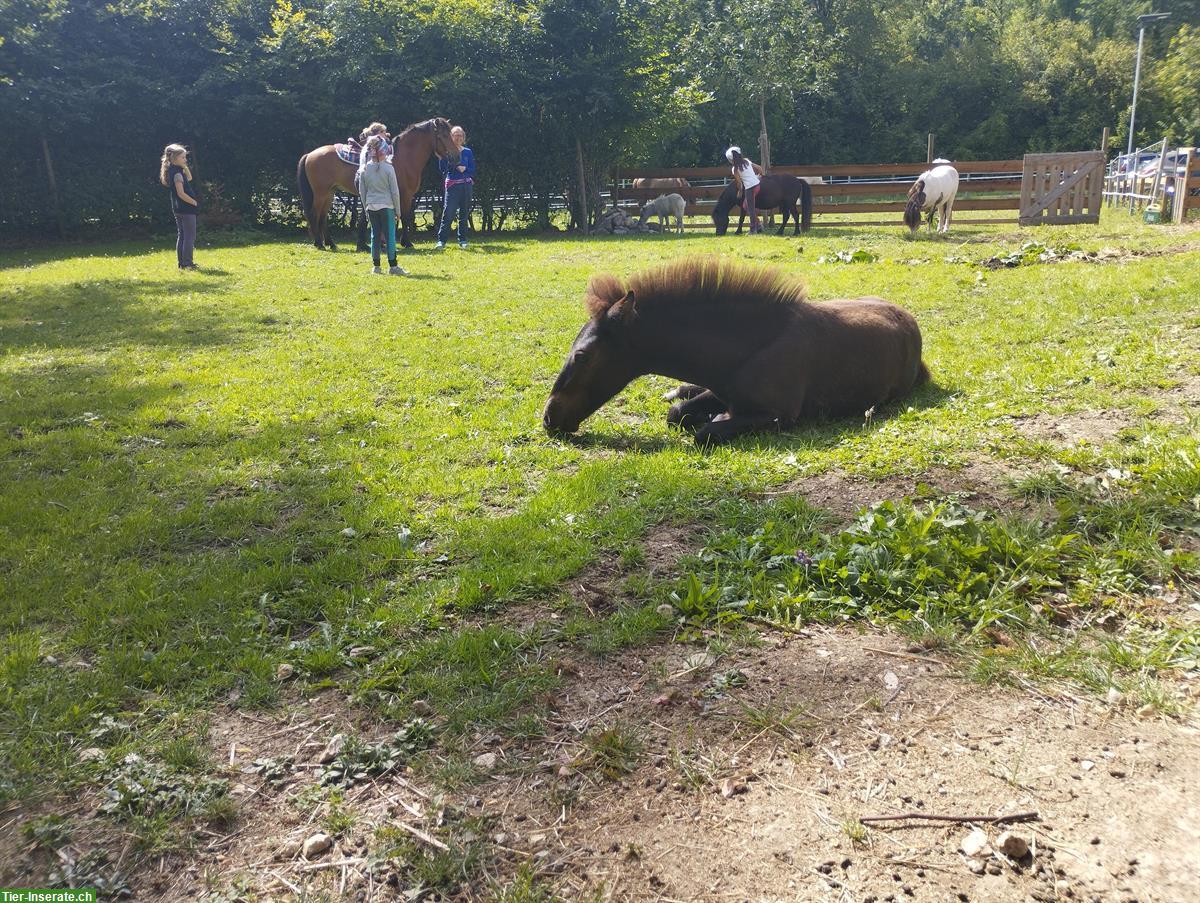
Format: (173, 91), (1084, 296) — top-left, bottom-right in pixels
(1127, 12), (1171, 157)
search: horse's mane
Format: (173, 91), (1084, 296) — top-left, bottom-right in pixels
(394, 117), (445, 139)
(585, 257), (807, 317)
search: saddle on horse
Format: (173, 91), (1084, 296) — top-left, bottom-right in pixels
(336, 135), (393, 166)
(335, 139), (363, 166)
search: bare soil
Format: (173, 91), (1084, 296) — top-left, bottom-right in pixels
(482, 628), (1200, 903)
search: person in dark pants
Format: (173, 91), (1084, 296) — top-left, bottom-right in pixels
(435, 126), (475, 249)
(160, 144), (200, 269)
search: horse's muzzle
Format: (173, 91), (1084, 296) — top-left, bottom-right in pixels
(542, 398), (579, 436)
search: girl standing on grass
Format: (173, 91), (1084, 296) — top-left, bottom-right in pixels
(354, 136), (407, 276)
(436, 125), (475, 249)
(726, 146), (763, 235)
(160, 144), (200, 269)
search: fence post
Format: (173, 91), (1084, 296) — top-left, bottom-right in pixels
(1177, 148), (1196, 223)
(926, 134), (935, 164)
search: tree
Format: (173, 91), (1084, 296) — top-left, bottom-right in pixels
(695, 0), (834, 170)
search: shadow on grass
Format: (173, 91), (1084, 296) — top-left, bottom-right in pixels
(0, 276), (275, 354)
(565, 380), (957, 455)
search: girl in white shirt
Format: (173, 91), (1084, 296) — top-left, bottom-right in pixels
(726, 146), (764, 234)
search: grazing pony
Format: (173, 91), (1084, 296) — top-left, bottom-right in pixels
(297, 117), (460, 250)
(712, 174), (812, 235)
(903, 160), (959, 235)
(638, 193), (686, 234)
(543, 258), (928, 446)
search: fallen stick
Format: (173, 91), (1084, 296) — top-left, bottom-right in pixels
(860, 811), (1039, 827)
(294, 857), (366, 873)
(861, 646), (949, 666)
(395, 820), (450, 851)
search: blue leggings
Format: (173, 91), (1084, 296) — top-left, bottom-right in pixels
(367, 208), (397, 266)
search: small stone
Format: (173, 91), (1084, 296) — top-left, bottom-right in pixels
(1089, 836), (1101, 846)
(411, 699), (433, 716)
(341, 527), (358, 538)
(1136, 703), (1155, 718)
(997, 830), (1030, 859)
(275, 663), (295, 681)
(493, 833), (507, 844)
(968, 859), (986, 875)
(79, 747), (105, 762)
(529, 833), (546, 846)
(1105, 687), (1123, 706)
(557, 765), (572, 778)
(655, 604), (675, 618)
(473, 752), (498, 770)
(986, 862), (1003, 875)
(317, 733), (346, 764)
(960, 827), (990, 857)
(302, 832), (333, 859)
(1080, 759), (1095, 771)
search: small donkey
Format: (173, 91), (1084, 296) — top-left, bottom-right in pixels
(638, 192), (686, 234)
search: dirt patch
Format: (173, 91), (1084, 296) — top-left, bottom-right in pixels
(1008, 410), (1138, 447)
(770, 458), (1039, 523)
(1154, 372), (1200, 421)
(7, 630), (1197, 901)
(477, 628), (1200, 902)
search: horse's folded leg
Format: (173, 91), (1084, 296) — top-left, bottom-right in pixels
(661, 383), (708, 402)
(667, 391), (727, 432)
(694, 412), (780, 446)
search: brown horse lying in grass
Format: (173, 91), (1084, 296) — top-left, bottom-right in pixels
(543, 258), (928, 445)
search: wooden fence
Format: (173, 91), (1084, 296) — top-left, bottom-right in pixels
(1171, 148), (1200, 223)
(613, 160), (1025, 228)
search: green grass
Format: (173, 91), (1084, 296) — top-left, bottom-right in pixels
(1, 213), (1198, 818)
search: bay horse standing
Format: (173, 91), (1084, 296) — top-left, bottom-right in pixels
(543, 258), (928, 446)
(712, 174), (812, 235)
(297, 118), (460, 250)
(903, 160), (959, 235)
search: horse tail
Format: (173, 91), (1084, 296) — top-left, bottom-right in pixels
(799, 179), (812, 232)
(297, 153), (315, 222)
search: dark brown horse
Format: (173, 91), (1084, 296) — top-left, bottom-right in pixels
(297, 117), (460, 250)
(543, 258), (928, 446)
(712, 174), (812, 235)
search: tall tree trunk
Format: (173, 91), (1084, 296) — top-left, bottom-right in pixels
(40, 134), (65, 238)
(757, 98), (771, 173)
(575, 135), (589, 232)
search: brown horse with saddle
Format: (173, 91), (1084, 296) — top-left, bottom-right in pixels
(297, 117), (460, 250)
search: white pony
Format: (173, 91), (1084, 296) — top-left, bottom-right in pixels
(904, 159), (959, 235)
(638, 192), (686, 234)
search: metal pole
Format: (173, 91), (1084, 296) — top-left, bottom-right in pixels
(1128, 25), (1145, 157)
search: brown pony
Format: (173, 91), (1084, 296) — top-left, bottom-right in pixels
(632, 177), (690, 190)
(543, 258), (928, 445)
(297, 117), (460, 250)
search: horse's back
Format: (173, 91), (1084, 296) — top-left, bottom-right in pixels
(923, 165), (959, 199)
(784, 297), (925, 414)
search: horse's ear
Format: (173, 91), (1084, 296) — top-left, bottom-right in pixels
(606, 290), (637, 325)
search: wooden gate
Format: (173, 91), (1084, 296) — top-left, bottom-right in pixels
(1019, 151), (1105, 226)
